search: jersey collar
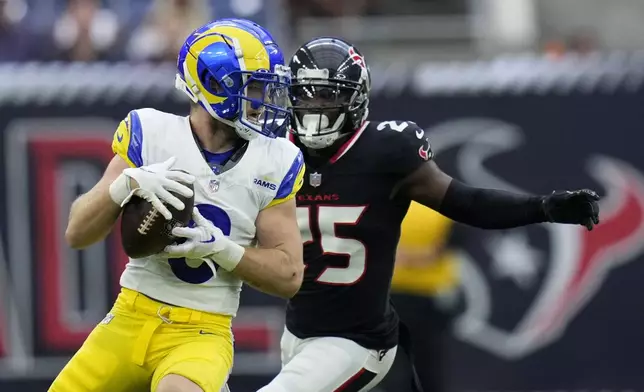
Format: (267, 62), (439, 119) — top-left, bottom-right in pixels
(329, 121), (369, 164)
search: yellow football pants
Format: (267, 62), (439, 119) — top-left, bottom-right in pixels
(48, 288), (234, 392)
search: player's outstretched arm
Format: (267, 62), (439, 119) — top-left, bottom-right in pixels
(234, 198), (304, 298)
(65, 155), (130, 248)
(400, 160), (600, 231)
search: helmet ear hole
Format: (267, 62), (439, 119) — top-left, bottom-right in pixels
(209, 79), (224, 95)
(201, 71), (225, 95)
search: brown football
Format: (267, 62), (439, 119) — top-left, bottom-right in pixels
(120, 182), (195, 259)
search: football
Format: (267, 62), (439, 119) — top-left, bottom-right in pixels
(120, 182), (195, 259)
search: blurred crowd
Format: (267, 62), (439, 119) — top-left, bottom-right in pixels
(0, 0), (281, 62)
(0, 0), (389, 63)
(0, 0), (600, 63)
(1, 0), (209, 61)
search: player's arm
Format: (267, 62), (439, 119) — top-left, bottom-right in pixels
(384, 121), (600, 230)
(232, 149), (305, 297)
(65, 111), (194, 249)
(168, 201), (304, 298)
(401, 161), (546, 229)
(165, 150), (305, 298)
(401, 160), (600, 230)
(65, 155), (131, 248)
(233, 198), (304, 298)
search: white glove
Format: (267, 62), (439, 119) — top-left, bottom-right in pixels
(109, 156), (195, 220)
(163, 207), (245, 272)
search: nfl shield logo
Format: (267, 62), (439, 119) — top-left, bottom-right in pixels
(209, 179), (220, 192)
(309, 172), (322, 187)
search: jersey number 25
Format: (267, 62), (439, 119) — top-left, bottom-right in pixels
(297, 206), (367, 285)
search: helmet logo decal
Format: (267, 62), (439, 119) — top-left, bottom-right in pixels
(348, 47), (366, 71)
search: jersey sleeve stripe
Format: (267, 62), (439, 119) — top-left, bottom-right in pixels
(112, 110), (144, 168)
(275, 151), (304, 200)
(265, 151), (305, 209)
(126, 111), (144, 167)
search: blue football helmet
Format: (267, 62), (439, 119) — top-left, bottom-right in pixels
(214, 18), (284, 66)
(175, 19), (291, 140)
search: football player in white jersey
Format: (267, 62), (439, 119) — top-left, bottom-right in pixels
(49, 19), (305, 392)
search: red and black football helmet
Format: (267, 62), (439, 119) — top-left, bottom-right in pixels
(288, 37), (371, 149)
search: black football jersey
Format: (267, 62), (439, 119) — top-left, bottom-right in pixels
(286, 120), (433, 350)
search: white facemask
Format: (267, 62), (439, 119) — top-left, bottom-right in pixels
(297, 113), (346, 149)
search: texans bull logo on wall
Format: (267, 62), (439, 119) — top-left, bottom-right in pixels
(427, 118), (644, 359)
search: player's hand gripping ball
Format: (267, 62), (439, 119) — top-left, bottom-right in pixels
(119, 159), (196, 258)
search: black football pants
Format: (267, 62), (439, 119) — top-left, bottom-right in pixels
(379, 292), (456, 392)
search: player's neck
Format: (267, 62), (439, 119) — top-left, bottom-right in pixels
(189, 108), (238, 153)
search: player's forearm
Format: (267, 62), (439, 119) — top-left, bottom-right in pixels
(438, 180), (547, 229)
(233, 247), (304, 298)
(65, 187), (122, 249)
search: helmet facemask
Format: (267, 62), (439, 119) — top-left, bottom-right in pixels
(206, 64), (291, 139)
(289, 68), (365, 149)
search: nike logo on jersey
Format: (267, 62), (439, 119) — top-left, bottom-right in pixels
(116, 133), (124, 142)
(199, 330), (215, 335)
(415, 129), (424, 139)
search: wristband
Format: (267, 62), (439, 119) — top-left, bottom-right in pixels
(109, 173), (135, 207)
(212, 238), (245, 271)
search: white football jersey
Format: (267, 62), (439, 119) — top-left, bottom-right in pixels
(111, 108), (304, 316)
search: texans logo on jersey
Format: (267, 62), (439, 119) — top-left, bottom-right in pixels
(418, 138), (432, 161)
(427, 118), (644, 359)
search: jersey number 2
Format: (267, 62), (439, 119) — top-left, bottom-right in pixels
(376, 121), (409, 132)
(168, 204), (232, 284)
(297, 206), (367, 285)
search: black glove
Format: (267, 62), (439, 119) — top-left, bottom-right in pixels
(541, 189), (600, 231)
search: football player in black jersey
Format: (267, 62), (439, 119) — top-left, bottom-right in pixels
(258, 38), (600, 392)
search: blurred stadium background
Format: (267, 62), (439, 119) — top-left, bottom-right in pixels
(2, 0), (644, 391)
